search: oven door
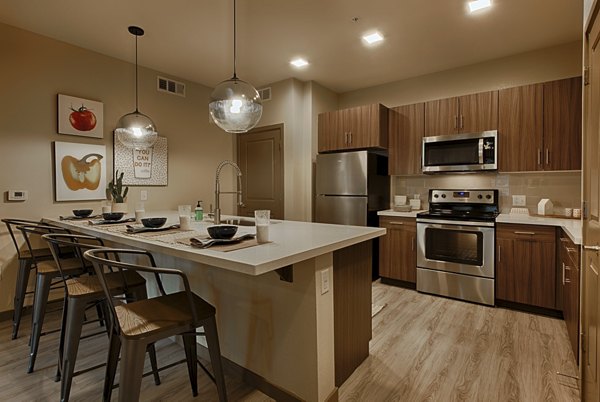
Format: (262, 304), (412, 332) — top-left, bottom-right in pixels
(417, 219), (495, 278)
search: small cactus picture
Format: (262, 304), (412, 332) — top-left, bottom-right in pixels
(108, 170), (129, 203)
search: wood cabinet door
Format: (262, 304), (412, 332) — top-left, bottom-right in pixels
(458, 91), (498, 133)
(425, 97), (458, 136)
(343, 106), (368, 149)
(496, 237), (515, 302)
(528, 236), (557, 309)
(389, 103), (424, 175)
(318, 111), (344, 152)
(543, 77), (582, 171)
(498, 84), (543, 172)
(379, 218), (416, 283)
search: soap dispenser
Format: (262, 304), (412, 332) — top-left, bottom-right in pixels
(195, 201), (204, 221)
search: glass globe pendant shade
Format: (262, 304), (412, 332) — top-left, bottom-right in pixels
(209, 77), (263, 133)
(115, 111), (158, 149)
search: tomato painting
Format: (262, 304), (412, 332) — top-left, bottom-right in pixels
(69, 105), (97, 131)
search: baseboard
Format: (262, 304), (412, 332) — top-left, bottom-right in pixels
(496, 299), (563, 319)
(325, 386), (339, 402)
(196, 344), (304, 402)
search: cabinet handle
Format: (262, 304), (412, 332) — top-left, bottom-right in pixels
(349, 132), (352, 144)
(454, 115), (458, 129)
(560, 237), (570, 243)
(565, 264), (571, 283)
(566, 247), (578, 253)
(460, 115), (464, 129)
(562, 262), (566, 285)
(537, 148), (542, 165)
(411, 236), (415, 251)
(389, 222), (404, 225)
(344, 132), (348, 145)
(545, 149), (549, 165)
(498, 245), (501, 263)
(514, 231), (536, 235)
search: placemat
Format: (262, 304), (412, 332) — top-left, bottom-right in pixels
(177, 236), (265, 252)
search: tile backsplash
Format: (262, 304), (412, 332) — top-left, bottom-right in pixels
(392, 171), (581, 214)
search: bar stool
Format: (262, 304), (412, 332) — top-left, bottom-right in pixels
(1, 218), (54, 340)
(42, 233), (159, 402)
(18, 224), (89, 373)
(84, 248), (228, 402)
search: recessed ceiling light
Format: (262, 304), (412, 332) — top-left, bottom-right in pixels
(468, 0), (492, 13)
(290, 58), (309, 68)
(362, 32), (384, 45)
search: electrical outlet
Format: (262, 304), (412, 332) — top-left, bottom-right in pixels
(7, 190), (28, 201)
(320, 269), (330, 295)
(140, 190), (148, 201)
(512, 195), (526, 206)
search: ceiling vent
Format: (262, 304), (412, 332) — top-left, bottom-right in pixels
(157, 76), (186, 97)
(258, 87), (271, 101)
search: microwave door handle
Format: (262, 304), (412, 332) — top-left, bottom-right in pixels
(478, 138), (484, 164)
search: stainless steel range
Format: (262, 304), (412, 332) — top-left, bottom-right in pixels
(416, 189), (499, 306)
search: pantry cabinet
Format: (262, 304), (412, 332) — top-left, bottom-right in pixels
(498, 77), (582, 172)
(496, 223), (556, 309)
(424, 91), (498, 136)
(318, 104), (388, 153)
(388, 103), (424, 175)
(379, 216), (416, 283)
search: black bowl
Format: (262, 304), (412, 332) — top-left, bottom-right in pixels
(73, 209), (93, 218)
(102, 212), (125, 221)
(207, 225), (238, 239)
(141, 217), (167, 228)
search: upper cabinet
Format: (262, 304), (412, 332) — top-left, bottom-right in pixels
(499, 77), (582, 172)
(424, 91), (498, 136)
(389, 103), (424, 175)
(318, 104), (389, 153)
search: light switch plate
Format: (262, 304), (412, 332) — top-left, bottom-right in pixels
(140, 190), (148, 201)
(512, 195), (526, 206)
(320, 269), (330, 295)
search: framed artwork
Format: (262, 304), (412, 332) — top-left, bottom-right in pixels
(113, 133), (168, 186)
(57, 94), (104, 138)
(54, 141), (107, 201)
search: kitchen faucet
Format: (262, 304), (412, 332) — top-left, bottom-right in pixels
(214, 160), (243, 224)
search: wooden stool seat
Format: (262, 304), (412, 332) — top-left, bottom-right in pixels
(116, 291), (216, 339)
(20, 247), (53, 260)
(36, 257), (88, 274)
(66, 270), (146, 298)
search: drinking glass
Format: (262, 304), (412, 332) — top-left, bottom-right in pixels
(255, 210), (270, 243)
(178, 205), (192, 230)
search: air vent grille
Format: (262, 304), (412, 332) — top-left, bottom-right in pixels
(258, 87), (271, 101)
(157, 76), (186, 97)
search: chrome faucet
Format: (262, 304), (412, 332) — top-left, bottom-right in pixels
(214, 160), (243, 224)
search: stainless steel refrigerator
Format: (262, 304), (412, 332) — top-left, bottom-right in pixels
(315, 151), (389, 277)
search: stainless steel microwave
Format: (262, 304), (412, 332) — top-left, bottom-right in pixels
(422, 130), (497, 173)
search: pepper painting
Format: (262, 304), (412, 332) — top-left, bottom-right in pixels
(54, 142), (107, 201)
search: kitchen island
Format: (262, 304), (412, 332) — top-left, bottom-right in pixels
(46, 213), (385, 401)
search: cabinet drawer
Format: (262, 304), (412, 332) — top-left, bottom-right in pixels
(379, 216), (416, 228)
(559, 234), (580, 268)
(497, 223), (556, 242)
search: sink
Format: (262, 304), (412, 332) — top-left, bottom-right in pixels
(224, 218), (255, 226)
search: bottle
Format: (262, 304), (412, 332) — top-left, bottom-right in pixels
(195, 200), (204, 221)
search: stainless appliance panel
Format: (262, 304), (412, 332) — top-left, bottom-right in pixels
(422, 130), (497, 173)
(315, 195), (368, 226)
(316, 151), (368, 196)
(417, 221), (495, 278)
(417, 268), (495, 306)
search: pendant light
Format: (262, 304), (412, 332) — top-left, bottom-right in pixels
(115, 26), (158, 149)
(209, 0), (262, 133)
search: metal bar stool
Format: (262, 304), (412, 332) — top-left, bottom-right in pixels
(84, 248), (228, 402)
(18, 224), (90, 373)
(42, 234), (159, 402)
(2, 218), (55, 340)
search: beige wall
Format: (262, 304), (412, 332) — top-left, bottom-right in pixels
(338, 41), (582, 109)
(0, 23), (234, 313)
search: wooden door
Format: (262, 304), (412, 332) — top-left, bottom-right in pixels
(237, 124), (284, 219)
(424, 97), (458, 136)
(389, 103), (424, 175)
(543, 77), (583, 171)
(583, 8), (600, 399)
(498, 84), (544, 172)
(458, 91), (498, 133)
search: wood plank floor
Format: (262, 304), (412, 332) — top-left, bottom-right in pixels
(0, 281), (580, 401)
(339, 281), (580, 402)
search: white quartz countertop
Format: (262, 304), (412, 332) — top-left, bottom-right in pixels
(45, 212), (385, 276)
(377, 209), (425, 218)
(496, 213), (582, 245)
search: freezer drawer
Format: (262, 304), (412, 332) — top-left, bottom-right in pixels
(315, 195), (367, 226)
(316, 151), (368, 196)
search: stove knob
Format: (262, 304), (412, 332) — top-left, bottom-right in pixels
(441, 194), (446, 198)
(486, 195), (492, 199)
(477, 194), (483, 199)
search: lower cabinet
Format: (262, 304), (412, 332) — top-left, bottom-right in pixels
(379, 217), (416, 283)
(559, 230), (580, 362)
(496, 223), (556, 309)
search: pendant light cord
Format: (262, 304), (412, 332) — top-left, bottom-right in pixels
(233, 0), (237, 80)
(135, 33), (139, 112)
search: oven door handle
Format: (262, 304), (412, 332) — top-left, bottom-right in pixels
(417, 219), (495, 228)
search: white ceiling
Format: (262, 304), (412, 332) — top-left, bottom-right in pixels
(0, 0), (582, 93)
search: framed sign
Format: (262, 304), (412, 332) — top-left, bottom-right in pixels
(54, 141), (107, 201)
(57, 94), (104, 138)
(113, 133), (168, 186)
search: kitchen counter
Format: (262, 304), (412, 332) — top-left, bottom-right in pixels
(377, 209), (425, 218)
(496, 213), (582, 245)
(45, 212), (384, 401)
